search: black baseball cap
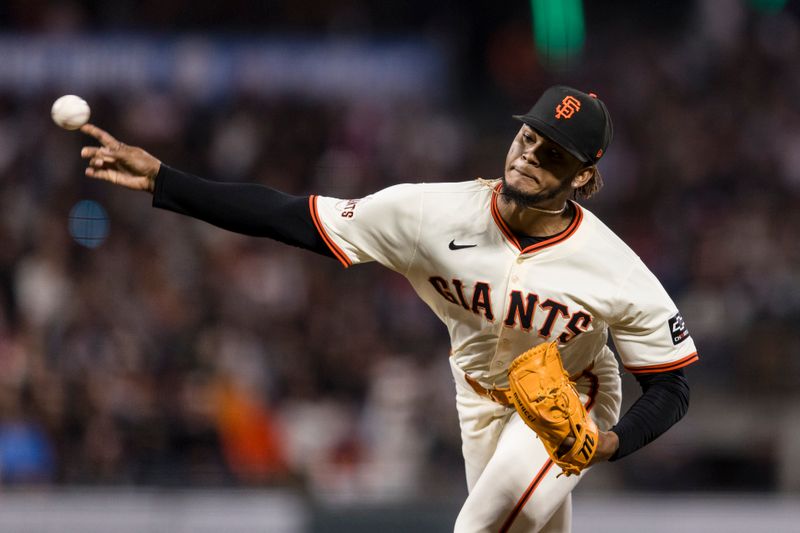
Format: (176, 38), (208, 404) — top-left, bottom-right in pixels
(513, 85), (613, 164)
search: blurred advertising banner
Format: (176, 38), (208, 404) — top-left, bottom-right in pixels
(0, 489), (307, 533)
(0, 35), (447, 101)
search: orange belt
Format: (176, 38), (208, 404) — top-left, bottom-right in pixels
(464, 373), (513, 407)
(464, 364), (595, 408)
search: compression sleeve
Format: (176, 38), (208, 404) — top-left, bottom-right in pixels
(608, 368), (690, 461)
(152, 164), (334, 258)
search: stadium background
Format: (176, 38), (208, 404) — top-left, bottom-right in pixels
(0, 0), (799, 530)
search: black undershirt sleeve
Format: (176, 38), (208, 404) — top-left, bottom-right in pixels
(609, 368), (690, 461)
(152, 164), (334, 258)
(152, 164), (689, 460)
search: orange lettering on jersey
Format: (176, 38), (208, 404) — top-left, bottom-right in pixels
(555, 96), (581, 119)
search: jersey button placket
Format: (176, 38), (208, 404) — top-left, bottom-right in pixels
(502, 256), (532, 374)
(489, 257), (518, 378)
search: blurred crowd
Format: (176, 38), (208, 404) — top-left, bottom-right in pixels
(0, 0), (799, 496)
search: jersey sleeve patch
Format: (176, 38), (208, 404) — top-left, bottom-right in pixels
(609, 259), (699, 372)
(668, 312), (690, 345)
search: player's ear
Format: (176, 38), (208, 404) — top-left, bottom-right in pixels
(571, 167), (594, 189)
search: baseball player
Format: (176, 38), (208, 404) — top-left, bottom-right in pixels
(79, 85), (697, 532)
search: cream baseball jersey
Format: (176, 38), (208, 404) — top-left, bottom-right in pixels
(310, 179), (698, 387)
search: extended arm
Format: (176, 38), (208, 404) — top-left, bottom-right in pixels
(591, 368), (689, 463)
(153, 165), (333, 256)
(606, 368), (690, 461)
(80, 123), (333, 257)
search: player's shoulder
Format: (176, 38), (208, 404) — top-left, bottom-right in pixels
(330, 179), (488, 220)
(368, 178), (485, 194)
(577, 205), (640, 262)
(369, 178), (494, 206)
(393, 178), (494, 195)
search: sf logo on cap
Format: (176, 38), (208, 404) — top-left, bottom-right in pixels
(555, 96), (581, 119)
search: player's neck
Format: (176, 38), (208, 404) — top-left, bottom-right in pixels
(497, 196), (574, 238)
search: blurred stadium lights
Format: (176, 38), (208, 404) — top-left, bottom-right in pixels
(747, 0), (789, 12)
(530, 0), (585, 69)
(0, 35), (447, 101)
(68, 200), (110, 249)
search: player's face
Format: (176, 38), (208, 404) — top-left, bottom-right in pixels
(503, 125), (585, 206)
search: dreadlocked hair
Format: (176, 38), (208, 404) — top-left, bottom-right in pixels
(572, 166), (603, 200)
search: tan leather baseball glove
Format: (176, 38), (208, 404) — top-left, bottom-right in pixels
(507, 341), (598, 476)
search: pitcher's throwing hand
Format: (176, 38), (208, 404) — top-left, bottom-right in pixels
(80, 124), (161, 192)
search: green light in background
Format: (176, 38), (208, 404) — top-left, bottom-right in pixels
(747, 0), (789, 13)
(531, 0), (585, 69)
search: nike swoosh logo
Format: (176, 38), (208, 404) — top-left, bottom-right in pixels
(449, 239), (477, 250)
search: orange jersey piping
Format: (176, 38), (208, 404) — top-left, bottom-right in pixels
(624, 352), (699, 375)
(499, 459), (554, 533)
(490, 183), (584, 254)
(499, 369), (599, 532)
(309, 195), (352, 268)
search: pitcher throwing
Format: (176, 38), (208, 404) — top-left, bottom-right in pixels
(79, 85), (697, 532)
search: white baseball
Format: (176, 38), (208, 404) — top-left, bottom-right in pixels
(51, 95), (91, 130)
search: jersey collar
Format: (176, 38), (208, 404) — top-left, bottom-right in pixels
(490, 183), (584, 254)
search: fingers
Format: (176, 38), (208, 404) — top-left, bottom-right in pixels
(81, 150), (111, 171)
(81, 147), (116, 166)
(85, 166), (120, 184)
(81, 147), (112, 161)
(85, 166), (108, 180)
(79, 124), (157, 192)
(84, 166), (150, 191)
(80, 146), (99, 159)
(80, 123), (120, 148)
(80, 127), (124, 170)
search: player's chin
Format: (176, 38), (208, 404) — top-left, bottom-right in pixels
(503, 169), (540, 195)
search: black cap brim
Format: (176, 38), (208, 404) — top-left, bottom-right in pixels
(513, 114), (591, 164)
